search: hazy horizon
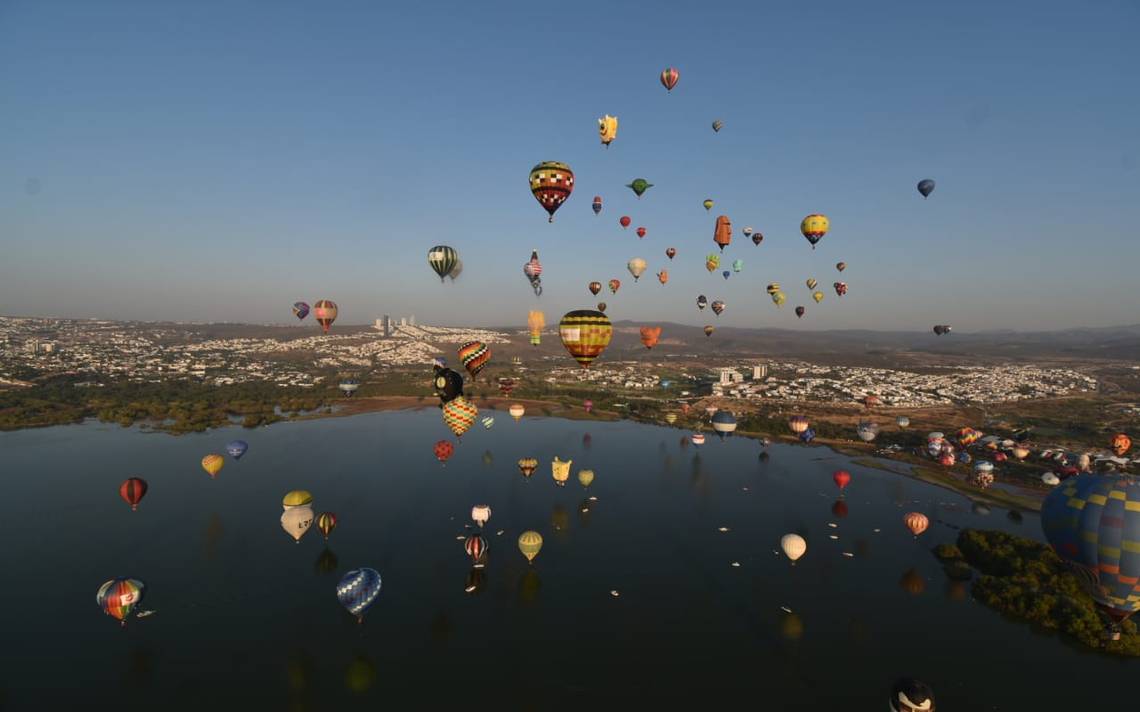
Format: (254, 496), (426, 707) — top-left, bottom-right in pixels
(3, 1), (1137, 331)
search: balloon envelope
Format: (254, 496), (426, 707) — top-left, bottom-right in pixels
(225, 440), (248, 460)
(781, 534), (807, 562)
(336, 568), (382, 620)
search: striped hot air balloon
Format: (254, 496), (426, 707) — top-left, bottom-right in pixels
(428, 246), (459, 282)
(559, 310), (613, 368)
(119, 478), (148, 511)
(518, 530), (544, 563)
(527, 310), (545, 346)
(517, 457), (538, 477)
(313, 300), (338, 334)
(96, 577), (145, 625)
(457, 341), (491, 380)
(317, 512), (337, 541)
(660, 67), (680, 91)
(529, 161), (574, 222)
(336, 568), (382, 623)
(464, 533), (488, 567)
(442, 396), (478, 439)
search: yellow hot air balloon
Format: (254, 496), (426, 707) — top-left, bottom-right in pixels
(552, 457), (572, 486)
(665, 413), (678, 424)
(771, 291), (787, 307)
(281, 505), (314, 544)
(800, 214), (829, 249)
(578, 469), (595, 488)
(806, 278), (818, 290)
(509, 403), (526, 421)
(598, 115), (618, 146)
(627, 257), (647, 281)
(812, 291), (824, 304)
(283, 490), (314, 510)
(527, 310), (545, 346)
(702, 199), (714, 211)
(201, 454), (224, 478)
(518, 530), (544, 563)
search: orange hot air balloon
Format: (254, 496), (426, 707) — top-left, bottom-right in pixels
(1111, 433), (1132, 457)
(660, 67), (680, 92)
(313, 300), (338, 334)
(639, 326), (662, 349)
(201, 454), (224, 479)
(904, 512), (930, 537)
(657, 269), (668, 285)
(713, 215), (732, 252)
(608, 279), (621, 294)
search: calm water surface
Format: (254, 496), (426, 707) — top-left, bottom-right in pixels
(0, 410), (1134, 710)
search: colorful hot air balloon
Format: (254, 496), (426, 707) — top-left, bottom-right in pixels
(119, 478), (147, 511)
(552, 457), (571, 486)
(442, 396), (478, 439)
(518, 530), (544, 563)
(201, 454), (224, 479)
(833, 470), (851, 491)
(705, 253), (720, 272)
(788, 415), (809, 435)
(529, 161), (574, 222)
(509, 404), (525, 422)
(523, 250), (543, 296)
(627, 258), (647, 281)
(97, 577), (145, 625)
(636, 226), (647, 239)
(497, 378), (515, 397)
(917, 179), (936, 199)
(836, 261), (847, 272)
(660, 67), (679, 91)
(691, 432), (706, 447)
(697, 295), (708, 310)
(639, 326), (662, 349)
(711, 119), (723, 133)
(283, 490), (314, 510)
(428, 246), (460, 283)
(281, 505), (314, 543)
(711, 300), (725, 316)
(588, 281), (602, 296)
(665, 247), (676, 259)
(713, 215), (732, 252)
(225, 440), (248, 460)
(781, 534), (807, 562)
(592, 195), (603, 215)
(812, 290), (825, 304)
(598, 115), (618, 146)
(292, 302), (310, 320)
(464, 533), (488, 566)
(608, 278), (621, 294)
(313, 300), (338, 334)
(527, 310), (545, 345)
(517, 457), (538, 477)
(619, 215), (631, 229)
(1043, 474), (1140, 634)
(657, 270), (668, 285)
(833, 282), (848, 297)
(457, 341), (491, 380)
(795, 306), (805, 318)
(800, 214), (829, 249)
(904, 512), (929, 537)
(336, 568), (382, 623)
(703, 325), (714, 337)
(627, 178), (653, 198)
(559, 310), (613, 368)
(583, 399), (593, 414)
(1111, 433), (1132, 457)
(317, 512), (337, 541)
(711, 411), (737, 439)
(471, 504), (492, 528)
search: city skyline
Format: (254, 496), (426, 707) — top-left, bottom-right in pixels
(2, 1), (1137, 331)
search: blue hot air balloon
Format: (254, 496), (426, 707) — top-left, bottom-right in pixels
(337, 568), (382, 623)
(711, 411), (738, 440)
(722, 270), (731, 280)
(1042, 474), (1140, 637)
(225, 440), (248, 460)
(799, 428), (816, 443)
(292, 302), (310, 320)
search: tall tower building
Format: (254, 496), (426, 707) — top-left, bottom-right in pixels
(409, 315), (415, 326)
(383, 314), (391, 337)
(752, 364), (768, 380)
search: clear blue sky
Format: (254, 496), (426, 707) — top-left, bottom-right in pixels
(2, 0), (1137, 331)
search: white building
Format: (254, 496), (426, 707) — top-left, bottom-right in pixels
(718, 368), (743, 385)
(752, 364), (768, 380)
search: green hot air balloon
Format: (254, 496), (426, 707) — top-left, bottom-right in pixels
(626, 178), (653, 198)
(428, 246), (459, 282)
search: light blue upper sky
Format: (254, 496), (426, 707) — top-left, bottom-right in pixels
(1, 0), (1137, 331)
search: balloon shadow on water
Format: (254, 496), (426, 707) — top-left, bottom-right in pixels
(345, 653), (376, 694)
(464, 566), (486, 595)
(550, 504), (570, 540)
(204, 513), (223, 562)
(577, 498), (593, 527)
(430, 611), (455, 645)
(899, 568), (926, 596)
(315, 547), (339, 576)
(517, 569), (541, 606)
(123, 644), (155, 689)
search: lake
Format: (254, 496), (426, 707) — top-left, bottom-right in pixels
(0, 409), (1134, 710)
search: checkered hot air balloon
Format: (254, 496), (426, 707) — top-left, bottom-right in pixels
(442, 396), (478, 439)
(559, 310), (613, 368)
(529, 161), (574, 222)
(457, 341), (490, 380)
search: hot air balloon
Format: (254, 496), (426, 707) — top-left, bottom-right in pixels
(336, 568), (382, 623)
(97, 577), (145, 625)
(119, 478), (147, 511)
(705, 253), (720, 272)
(608, 278), (621, 294)
(619, 216), (631, 229)
(527, 310), (544, 345)
(800, 214), (829, 249)
(1111, 433), (1132, 457)
(596, 302), (606, 312)
(972, 461), (995, 489)
(933, 324), (952, 336)
(627, 258), (647, 281)
(578, 469), (595, 488)
(551, 457), (571, 486)
(598, 115), (618, 147)
(447, 259), (463, 281)
(723, 271), (732, 282)
(313, 300), (338, 334)
(857, 421), (880, 442)
(588, 281), (602, 296)
(665, 413), (678, 424)
(464, 533), (488, 567)
(833, 470), (851, 491)
(702, 199), (714, 211)
(781, 534), (807, 562)
(732, 259), (743, 273)
(696, 295), (708, 310)
(795, 306), (805, 319)
(751, 231), (764, 245)
(704, 325), (714, 337)
(639, 326), (662, 349)
(836, 262), (847, 272)
(657, 270), (668, 285)
(711, 411), (737, 439)
(890, 679), (935, 712)
(770, 291), (786, 307)
(529, 161), (574, 222)
(663, 247), (677, 261)
(862, 395), (881, 410)
(904, 512), (929, 537)
(592, 195), (603, 215)
(518, 530), (544, 563)
(518, 457), (538, 477)
(509, 404), (525, 421)
(283, 490), (314, 510)
(201, 454), (224, 479)
(917, 179), (936, 199)
(832, 499), (849, 518)
(812, 291), (824, 304)
(1043, 474), (1140, 637)
(457, 341), (491, 380)
(897, 416), (911, 429)
(282, 505), (315, 543)
(805, 278), (818, 290)
(766, 283), (781, 295)
(497, 378), (515, 396)
(583, 399), (593, 413)
(559, 310), (613, 368)
(800, 427), (816, 443)
(627, 178), (653, 198)
(339, 379), (359, 396)
(713, 215), (732, 252)
(471, 504), (491, 528)
(481, 416), (495, 430)
(317, 512), (337, 541)
(225, 440), (248, 460)
(636, 226), (647, 238)
(788, 415), (809, 435)
(833, 282), (848, 297)
(292, 302), (310, 320)
(523, 250), (543, 296)
(427, 245), (460, 283)
(442, 396), (478, 439)
(711, 119), (723, 133)
(711, 300), (725, 316)
(433, 366), (464, 404)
